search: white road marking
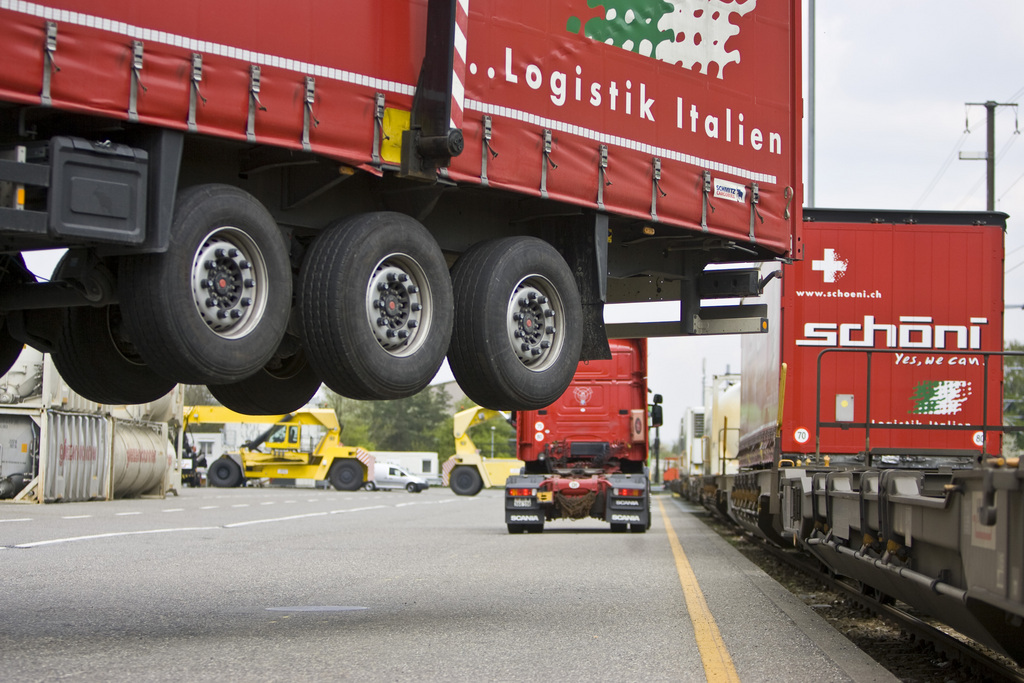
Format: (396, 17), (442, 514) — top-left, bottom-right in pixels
(224, 512), (328, 528)
(329, 505), (387, 515)
(14, 527), (219, 548)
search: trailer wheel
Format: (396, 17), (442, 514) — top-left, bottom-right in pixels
(363, 481), (376, 491)
(448, 237), (582, 410)
(449, 466), (483, 496)
(208, 457), (243, 488)
(208, 344), (321, 415)
(300, 212), (452, 400)
(0, 256), (32, 376)
(119, 184), (291, 385)
(329, 460), (363, 491)
(51, 303), (177, 405)
(0, 319), (21, 378)
(49, 254), (176, 405)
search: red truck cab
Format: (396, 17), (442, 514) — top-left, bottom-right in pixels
(505, 338), (655, 533)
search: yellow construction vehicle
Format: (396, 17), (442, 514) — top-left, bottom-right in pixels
(441, 406), (523, 496)
(184, 406), (373, 491)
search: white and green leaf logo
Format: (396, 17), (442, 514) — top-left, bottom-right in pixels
(909, 380), (972, 415)
(565, 0), (757, 79)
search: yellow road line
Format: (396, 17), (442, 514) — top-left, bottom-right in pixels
(658, 497), (740, 683)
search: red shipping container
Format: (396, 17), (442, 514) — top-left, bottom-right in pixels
(741, 208), (1006, 467)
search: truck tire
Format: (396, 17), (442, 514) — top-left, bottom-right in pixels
(328, 460), (363, 491)
(610, 523), (628, 533)
(507, 523), (526, 534)
(208, 456), (243, 487)
(300, 212), (453, 400)
(629, 523), (647, 533)
(0, 320), (21, 378)
(208, 344), (321, 415)
(51, 304), (177, 405)
(118, 184), (291, 385)
(448, 237), (582, 410)
(49, 254), (175, 405)
(449, 466), (483, 496)
(0, 256), (32, 376)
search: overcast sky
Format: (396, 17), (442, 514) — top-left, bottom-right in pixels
(19, 1), (1024, 447)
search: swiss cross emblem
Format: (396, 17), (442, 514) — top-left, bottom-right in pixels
(811, 248), (848, 283)
(573, 387), (593, 406)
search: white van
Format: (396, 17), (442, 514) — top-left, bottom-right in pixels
(365, 463), (428, 493)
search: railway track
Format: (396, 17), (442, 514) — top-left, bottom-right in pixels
(695, 506), (1024, 683)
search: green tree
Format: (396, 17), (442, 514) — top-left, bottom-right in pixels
(321, 386), (453, 455)
(182, 384), (218, 408)
(1005, 341), (1024, 453)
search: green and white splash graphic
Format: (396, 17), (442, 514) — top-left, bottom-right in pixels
(909, 380), (973, 415)
(566, 0), (756, 79)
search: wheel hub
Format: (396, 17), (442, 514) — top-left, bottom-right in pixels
(366, 263), (425, 354)
(191, 230), (264, 337)
(508, 283), (558, 368)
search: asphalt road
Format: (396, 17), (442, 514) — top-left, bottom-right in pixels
(1, 486), (703, 682)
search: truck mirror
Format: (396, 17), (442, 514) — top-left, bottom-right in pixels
(650, 404), (663, 428)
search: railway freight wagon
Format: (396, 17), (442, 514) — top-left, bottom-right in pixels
(685, 208), (1024, 664)
(0, 346), (182, 503)
(0, 0), (801, 416)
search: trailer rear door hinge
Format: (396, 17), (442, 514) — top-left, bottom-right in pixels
(187, 53), (206, 132)
(41, 21), (60, 107)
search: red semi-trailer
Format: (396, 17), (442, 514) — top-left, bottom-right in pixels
(740, 207), (1006, 469)
(0, 1), (800, 413)
(504, 337), (657, 533)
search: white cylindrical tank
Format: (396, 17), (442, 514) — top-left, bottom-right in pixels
(111, 424), (168, 497)
(0, 346), (43, 404)
(114, 388), (180, 423)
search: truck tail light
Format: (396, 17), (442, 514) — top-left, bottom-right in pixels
(614, 488), (643, 497)
(508, 488), (536, 497)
